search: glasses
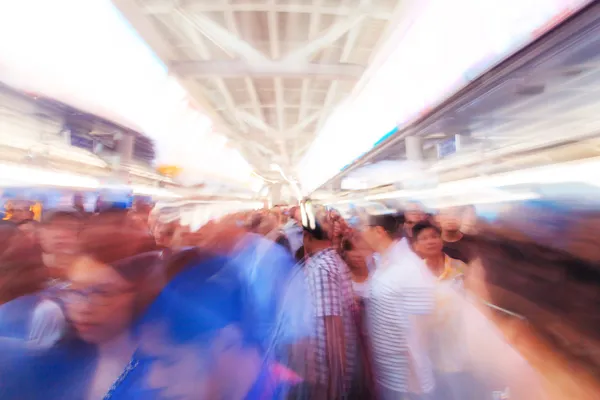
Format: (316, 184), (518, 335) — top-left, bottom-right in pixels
(61, 285), (135, 306)
(62, 250), (165, 306)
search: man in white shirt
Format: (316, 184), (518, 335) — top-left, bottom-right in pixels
(361, 213), (436, 400)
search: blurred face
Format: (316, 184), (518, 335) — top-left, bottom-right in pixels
(40, 217), (80, 255)
(63, 256), (136, 344)
(18, 222), (38, 242)
(414, 227), (444, 258)
(404, 210), (426, 236)
(139, 325), (224, 400)
(438, 209), (462, 232)
(361, 225), (384, 252)
(154, 222), (176, 247)
(11, 208), (32, 223)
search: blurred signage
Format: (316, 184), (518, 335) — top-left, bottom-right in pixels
(157, 165), (183, 178)
(437, 136), (457, 158)
(70, 134), (94, 151)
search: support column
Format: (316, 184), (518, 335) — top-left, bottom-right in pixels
(117, 132), (135, 166)
(112, 132), (135, 183)
(270, 183), (282, 206)
(405, 136), (424, 162)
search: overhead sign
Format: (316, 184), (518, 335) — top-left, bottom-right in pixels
(437, 136), (457, 158)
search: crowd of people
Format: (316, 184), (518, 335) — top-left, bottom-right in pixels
(0, 197), (598, 400)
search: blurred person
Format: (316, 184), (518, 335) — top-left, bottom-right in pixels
(437, 207), (471, 263)
(411, 221), (469, 399)
(73, 192), (86, 215)
(9, 200), (34, 224)
(153, 220), (179, 249)
(404, 202), (426, 238)
(340, 235), (370, 300)
(301, 204), (358, 399)
(3, 212), (164, 400)
(283, 206), (304, 256)
(137, 254), (306, 400)
(361, 213), (436, 400)
(39, 209), (83, 284)
(17, 219), (40, 245)
(412, 221), (466, 280)
(0, 225), (47, 306)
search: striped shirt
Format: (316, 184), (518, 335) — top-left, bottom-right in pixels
(367, 239), (436, 395)
(305, 248), (357, 395)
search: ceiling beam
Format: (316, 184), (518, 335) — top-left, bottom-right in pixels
(142, 1), (393, 21)
(220, 1), (267, 127)
(170, 60), (364, 79)
(176, 11), (248, 134)
(177, 10), (268, 64)
(283, 0), (372, 62)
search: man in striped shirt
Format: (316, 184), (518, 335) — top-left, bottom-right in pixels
(303, 209), (358, 399)
(362, 213), (436, 400)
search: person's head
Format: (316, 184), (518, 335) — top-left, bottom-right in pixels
(289, 206), (301, 223)
(154, 220), (179, 248)
(40, 210), (83, 256)
(361, 213), (403, 253)
(404, 202), (427, 237)
(437, 207), (462, 233)
(0, 225), (46, 304)
(301, 206), (332, 255)
(412, 221), (443, 259)
(17, 219), (39, 243)
(10, 201), (33, 224)
(137, 257), (259, 400)
(63, 214), (161, 344)
(73, 193), (85, 209)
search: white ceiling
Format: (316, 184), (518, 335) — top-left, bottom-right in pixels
(112, 0), (406, 178)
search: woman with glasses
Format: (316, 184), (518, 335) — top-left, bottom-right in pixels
(3, 211), (164, 400)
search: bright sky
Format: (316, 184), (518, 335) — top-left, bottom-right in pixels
(0, 0), (259, 188)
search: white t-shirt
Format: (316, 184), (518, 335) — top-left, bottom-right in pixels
(367, 239), (436, 394)
(28, 299), (66, 349)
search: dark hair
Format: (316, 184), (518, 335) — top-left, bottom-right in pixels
(412, 221), (441, 239)
(0, 228), (46, 304)
(275, 234), (292, 254)
(367, 213), (403, 238)
(294, 246), (305, 262)
(42, 210), (84, 226)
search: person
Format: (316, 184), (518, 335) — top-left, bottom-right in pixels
(39, 209), (83, 284)
(361, 212), (436, 400)
(412, 221), (465, 280)
(282, 206), (304, 256)
(2, 211), (164, 400)
(411, 221), (469, 399)
(8, 200), (34, 225)
(436, 207), (471, 263)
(73, 193), (86, 215)
(136, 252), (306, 400)
(403, 203), (427, 239)
(302, 204), (358, 399)
(17, 219), (40, 245)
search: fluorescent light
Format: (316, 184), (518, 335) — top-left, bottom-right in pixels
(131, 185), (181, 199)
(0, 163), (100, 188)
